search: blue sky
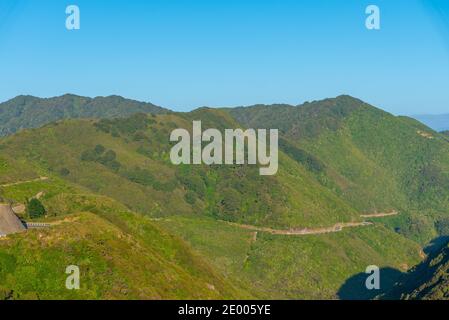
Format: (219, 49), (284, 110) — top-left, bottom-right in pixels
(0, 0), (448, 114)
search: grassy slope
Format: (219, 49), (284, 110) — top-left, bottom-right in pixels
(0, 176), (250, 300)
(0, 168), (421, 299)
(156, 215), (421, 299)
(1, 97), (440, 299)
(0, 148), (250, 299)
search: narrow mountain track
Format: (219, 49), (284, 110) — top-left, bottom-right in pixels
(220, 211), (399, 236)
(0, 176), (49, 187)
(360, 211), (398, 218)
(220, 220), (373, 236)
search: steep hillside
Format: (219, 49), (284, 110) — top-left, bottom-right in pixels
(379, 238), (449, 300)
(156, 215), (421, 299)
(0, 99), (431, 299)
(226, 96), (449, 244)
(405, 244), (449, 300)
(0, 111), (362, 229)
(0, 94), (168, 136)
(0, 163), (421, 300)
(0, 176), (249, 299)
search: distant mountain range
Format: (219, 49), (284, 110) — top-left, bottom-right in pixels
(411, 114), (449, 132)
(1, 93), (447, 136)
(0, 94), (168, 136)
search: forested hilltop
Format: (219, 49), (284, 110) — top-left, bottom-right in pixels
(0, 94), (168, 136)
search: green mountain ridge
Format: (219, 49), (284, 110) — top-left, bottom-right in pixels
(0, 94), (168, 136)
(225, 96), (449, 244)
(0, 94), (448, 299)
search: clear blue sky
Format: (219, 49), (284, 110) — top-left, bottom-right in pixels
(1, 0), (448, 114)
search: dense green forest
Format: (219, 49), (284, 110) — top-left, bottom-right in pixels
(0, 94), (167, 136)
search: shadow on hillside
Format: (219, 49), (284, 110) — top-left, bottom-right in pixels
(337, 267), (404, 300)
(387, 236), (449, 298)
(423, 236), (449, 256)
(339, 236), (449, 300)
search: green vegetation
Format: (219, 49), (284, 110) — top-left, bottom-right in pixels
(156, 215), (421, 299)
(1, 111), (351, 228)
(225, 96), (449, 244)
(94, 113), (157, 138)
(1, 94), (449, 299)
(0, 176), (250, 299)
(0, 94), (167, 136)
(81, 145), (121, 172)
(0, 211), (249, 299)
(26, 198), (46, 219)
(441, 131), (449, 143)
(279, 137), (325, 173)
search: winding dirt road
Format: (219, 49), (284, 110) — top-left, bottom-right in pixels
(360, 211), (398, 218)
(0, 177), (49, 188)
(221, 211), (399, 236)
(221, 220), (373, 236)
